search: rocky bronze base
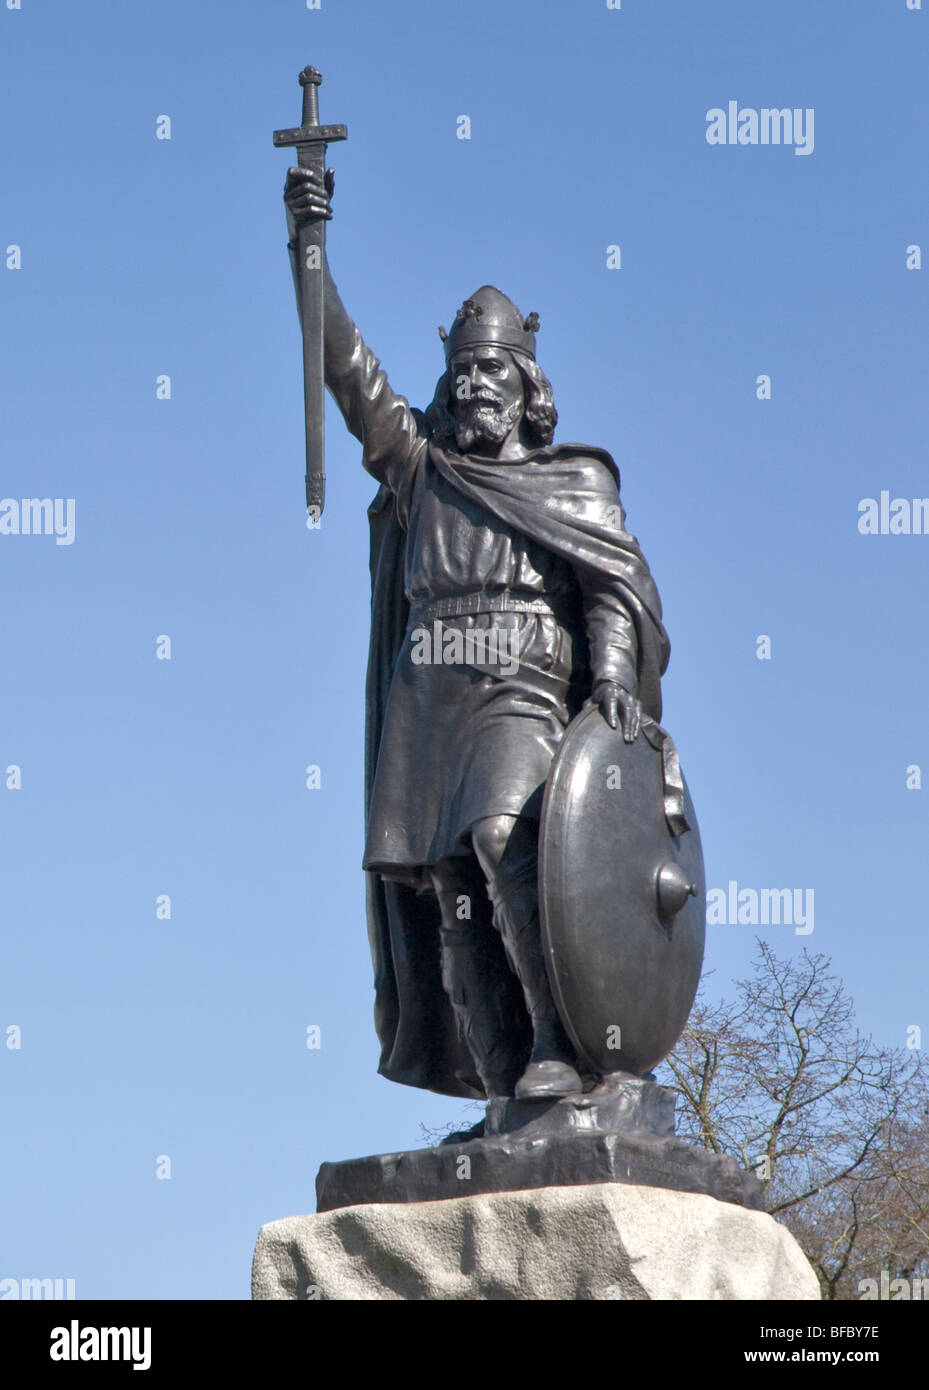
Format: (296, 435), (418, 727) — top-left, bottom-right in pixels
(315, 1075), (764, 1214)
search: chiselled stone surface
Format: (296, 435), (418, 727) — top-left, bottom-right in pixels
(252, 1183), (820, 1301)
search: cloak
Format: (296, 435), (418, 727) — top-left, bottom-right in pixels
(364, 438), (670, 1098)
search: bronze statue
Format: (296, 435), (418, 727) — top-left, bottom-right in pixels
(278, 75), (704, 1111)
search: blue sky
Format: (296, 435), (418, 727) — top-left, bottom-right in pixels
(1, 0), (926, 1299)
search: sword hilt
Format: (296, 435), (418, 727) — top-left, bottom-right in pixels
(299, 67), (322, 127)
(273, 65), (347, 152)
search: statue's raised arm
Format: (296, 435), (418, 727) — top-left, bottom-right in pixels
(283, 166), (425, 491)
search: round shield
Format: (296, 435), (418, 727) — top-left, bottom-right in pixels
(539, 705), (705, 1077)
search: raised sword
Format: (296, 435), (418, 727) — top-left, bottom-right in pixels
(273, 66), (347, 518)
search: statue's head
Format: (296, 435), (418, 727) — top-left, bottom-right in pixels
(425, 286), (557, 453)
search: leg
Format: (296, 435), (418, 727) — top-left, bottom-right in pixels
(428, 855), (528, 1099)
(470, 813), (583, 1101)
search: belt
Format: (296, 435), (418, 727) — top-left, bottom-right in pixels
(408, 591), (556, 626)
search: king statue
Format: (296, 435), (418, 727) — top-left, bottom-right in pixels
(282, 159), (702, 1109)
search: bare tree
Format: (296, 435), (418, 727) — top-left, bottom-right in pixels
(659, 942), (929, 1299)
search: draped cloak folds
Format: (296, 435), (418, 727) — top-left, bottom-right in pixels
(365, 437), (670, 1099)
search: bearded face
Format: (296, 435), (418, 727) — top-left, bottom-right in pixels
(450, 347), (525, 454)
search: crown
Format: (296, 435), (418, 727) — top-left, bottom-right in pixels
(438, 285), (539, 361)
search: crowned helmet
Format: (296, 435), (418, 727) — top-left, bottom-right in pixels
(439, 286), (540, 362)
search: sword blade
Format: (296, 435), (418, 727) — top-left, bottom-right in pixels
(296, 140), (326, 516)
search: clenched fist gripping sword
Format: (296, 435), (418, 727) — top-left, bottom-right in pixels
(273, 67), (347, 519)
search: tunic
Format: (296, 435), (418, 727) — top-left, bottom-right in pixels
(322, 290), (642, 876)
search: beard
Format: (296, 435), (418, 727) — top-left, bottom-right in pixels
(454, 396), (523, 453)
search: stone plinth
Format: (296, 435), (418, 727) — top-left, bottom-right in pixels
(252, 1183), (820, 1301)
